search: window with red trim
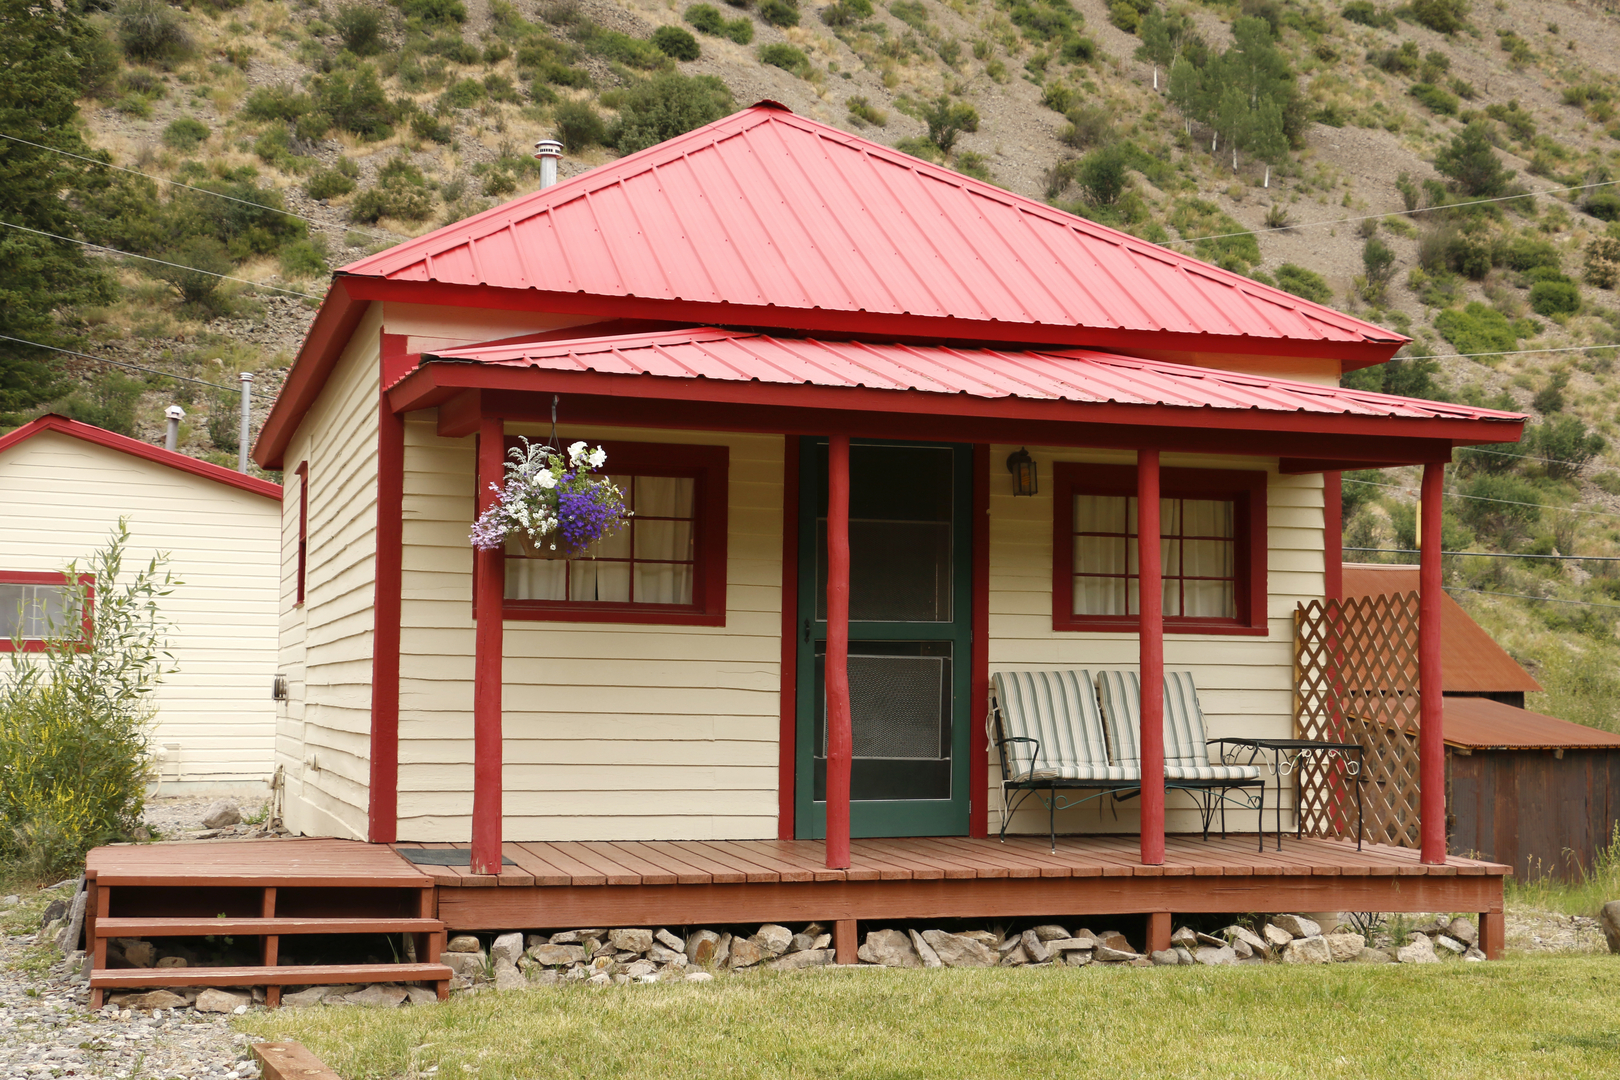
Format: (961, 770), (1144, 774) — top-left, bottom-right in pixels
(501, 440), (728, 626)
(1052, 463), (1268, 635)
(295, 462), (309, 606)
(0, 571), (95, 652)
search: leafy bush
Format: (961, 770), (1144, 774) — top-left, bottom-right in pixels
(1108, 0), (1146, 33)
(393, 0), (465, 27)
(148, 235), (234, 306)
(243, 85), (315, 122)
(725, 15), (754, 42)
(820, 0), (872, 25)
(1170, 199), (1260, 272)
(1341, 1), (1395, 28)
(1368, 40), (1419, 76)
(576, 25), (673, 70)
(350, 160), (434, 223)
(1339, 353), (1441, 399)
(116, 0), (193, 66)
(1435, 122), (1512, 198)
(1411, 0), (1467, 34)
(1502, 236), (1561, 274)
(922, 95), (979, 154)
(1456, 472), (1542, 546)
(1532, 415), (1605, 479)
(279, 238), (329, 279)
(759, 0), (799, 26)
(846, 95), (887, 127)
(554, 99), (606, 152)
(1408, 83), (1458, 116)
(161, 116), (209, 152)
(438, 77), (486, 109)
(1585, 236), (1620, 289)
(1061, 104), (1114, 149)
(333, 3), (388, 55)
(1076, 144), (1128, 205)
(759, 42), (811, 76)
(305, 161), (359, 200)
(315, 64), (395, 139)
(53, 372), (145, 436)
(1260, 265), (1325, 305)
(1435, 301), (1521, 355)
(609, 72), (734, 154)
(0, 523), (176, 879)
(1042, 83), (1076, 114)
(1584, 193), (1620, 222)
(1529, 279), (1581, 316)
(653, 25), (701, 60)
(686, 3), (725, 32)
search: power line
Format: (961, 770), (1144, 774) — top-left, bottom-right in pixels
(0, 220), (323, 300)
(0, 131), (401, 244)
(0, 333), (234, 390)
(1446, 585), (1620, 612)
(1392, 342), (1620, 364)
(1172, 178), (1620, 245)
(1342, 476), (1620, 519)
(1345, 546), (1620, 563)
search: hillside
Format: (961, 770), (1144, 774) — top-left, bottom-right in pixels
(5, 0), (1620, 730)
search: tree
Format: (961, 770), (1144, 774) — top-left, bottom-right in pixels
(922, 96), (979, 155)
(1435, 121), (1513, 197)
(0, 0), (116, 427)
(1165, 16), (1301, 167)
(1076, 144), (1130, 205)
(1532, 416), (1604, 480)
(1135, 3), (1199, 68)
(609, 73), (733, 156)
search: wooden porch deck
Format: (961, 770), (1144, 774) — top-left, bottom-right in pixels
(397, 834), (1510, 958)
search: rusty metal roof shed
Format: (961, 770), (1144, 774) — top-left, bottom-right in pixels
(1434, 697), (1620, 750)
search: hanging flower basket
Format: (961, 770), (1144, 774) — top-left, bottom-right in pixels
(470, 439), (629, 558)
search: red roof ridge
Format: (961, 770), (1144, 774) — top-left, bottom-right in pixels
(0, 414), (282, 500)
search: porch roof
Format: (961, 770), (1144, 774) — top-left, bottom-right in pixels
(400, 327), (1524, 466)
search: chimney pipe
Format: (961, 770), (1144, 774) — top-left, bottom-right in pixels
(534, 139), (562, 188)
(238, 372), (253, 473)
(165, 405), (184, 453)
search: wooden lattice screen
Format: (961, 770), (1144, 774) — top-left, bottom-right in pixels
(1293, 593), (1423, 847)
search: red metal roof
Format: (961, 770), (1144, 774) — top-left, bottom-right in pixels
(0, 415), (281, 499)
(423, 327), (1523, 425)
(343, 103), (1405, 356)
(1343, 565), (1541, 694)
(1432, 697), (1620, 750)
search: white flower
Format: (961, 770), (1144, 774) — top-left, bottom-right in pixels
(587, 447), (606, 468)
(536, 471), (557, 489)
(568, 440), (589, 465)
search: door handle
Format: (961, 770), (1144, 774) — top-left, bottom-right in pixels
(802, 618), (810, 643)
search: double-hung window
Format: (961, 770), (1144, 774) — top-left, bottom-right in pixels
(0, 571), (93, 652)
(500, 440), (728, 626)
(1052, 463), (1267, 635)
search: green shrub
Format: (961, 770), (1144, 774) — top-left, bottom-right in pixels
(1108, 0), (1143, 33)
(393, 0), (466, 27)
(52, 372), (145, 437)
(1435, 121), (1513, 198)
(315, 63), (396, 139)
(1061, 104), (1113, 149)
(922, 95), (979, 154)
(243, 85), (315, 122)
(1341, 1), (1395, 28)
(653, 25), (701, 60)
(553, 98), (607, 152)
(1041, 83), (1075, 113)
(1060, 36), (1096, 64)
(1529, 279), (1581, 316)
(422, 32), (480, 63)
(1585, 193), (1620, 222)
(759, 42), (811, 76)
(306, 165), (359, 200)
(1368, 40), (1419, 76)
(1170, 199), (1260, 272)
(161, 116), (210, 152)
(820, 0), (872, 25)
(350, 177), (434, 224)
(576, 25), (674, 70)
(725, 16), (754, 43)
(1586, 236), (1620, 288)
(410, 111), (454, 142)
(686, 3), (725, 33)
(0, 523), (176, 879)
(483, 73), (521, 103)
(1076, 144), (1128, 205)
(116, 0), (194, 66)
(1435, 301), (1520, 355)
(1502, 235), (1561, 273)
(1273, 263), (1333, 305)
(1455, 472), (1542, 546)
(438, 77), (486, 109)
(1408, 83), (1458, 116)
(279, 238), (329, 279)
(253, 126), (317, 172)
(1411, 0), (1467, 34)
(1532, 415), (1605, 479)
(1339, 353), (1441, 400)
(147, 235), (234, 306)
(759, 0), (799, 27)
(609, 72), (734, 154)
(846, 95), (887, 127)
(333, 3), (387, 56)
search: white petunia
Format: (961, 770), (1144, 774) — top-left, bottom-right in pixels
(587, 447), (606, 468)
(536, 471), (556, 489)
(568, 440), (589, 464)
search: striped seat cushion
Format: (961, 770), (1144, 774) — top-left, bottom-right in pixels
(1097, 669), (1261, 782)
(990, 671), (1136, 783)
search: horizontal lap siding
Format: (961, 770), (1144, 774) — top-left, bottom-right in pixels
(396, 421), (784, 842)
(279, 306), (383, 840)
(986, 446), (1322, 838)
(0, 432), (279, 783)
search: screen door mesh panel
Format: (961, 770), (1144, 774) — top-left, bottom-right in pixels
(825, 655), (946, 759)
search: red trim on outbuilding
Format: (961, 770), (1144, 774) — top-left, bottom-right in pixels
(0, 415), (281, 499)
(0, 571), (94, 652)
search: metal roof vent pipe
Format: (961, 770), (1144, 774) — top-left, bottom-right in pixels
(164, 405), (185, 453)
(534, 139), (563, 189)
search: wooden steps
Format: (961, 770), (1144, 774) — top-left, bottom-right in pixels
(84, 840), (451, 1009)
(91, 963), (454, 989)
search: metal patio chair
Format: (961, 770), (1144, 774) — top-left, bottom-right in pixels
(988, 670), (1142, 852)
(1095, 670), (1265, 842)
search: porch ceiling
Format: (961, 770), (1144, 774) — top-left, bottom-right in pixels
(395, 327), (1524, 468)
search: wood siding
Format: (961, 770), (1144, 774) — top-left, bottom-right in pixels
(986, 446), (1323, 837)
(277, 306), (384, 839)
(0, 431), (279, 784)
(1448, 748), (1620, 880)
(394, 422), (784, 842)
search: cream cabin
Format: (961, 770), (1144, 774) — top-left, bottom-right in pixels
(0, 415), (282, 790)
(253, 104), (1524, 874)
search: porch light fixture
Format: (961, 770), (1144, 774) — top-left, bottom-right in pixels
(1006, 447), (1038, 497)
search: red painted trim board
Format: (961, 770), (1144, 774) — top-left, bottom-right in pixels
(970, 445), (990, 839)
(471, 418), (506, 875)
(1137, 450), (1165, 867)
(1323, 471), (1343, 602)
(1419, 462), (1446, 864)
(778, 436), (800, 841)
(369, 332), (408, 844)
(824, 434), (852, 870)
(0, 571), (94, 653)
(0, 414), (281, 499)
(293, 463), (309, 607)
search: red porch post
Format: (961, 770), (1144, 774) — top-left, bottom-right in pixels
(825, 434), (853, 870)
(1323, 470), (1343, 602)
(471, 416), (506, 875)
(1138, 450), (1165, 866)
(1418, 461), (1446, 864)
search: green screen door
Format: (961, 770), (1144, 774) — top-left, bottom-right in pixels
(795, 439), (973, 838)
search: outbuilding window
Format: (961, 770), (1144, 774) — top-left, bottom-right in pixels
(1052, 463), (1268, 635)
(0, 571), (94, 652)
(502, 441), (728, 626)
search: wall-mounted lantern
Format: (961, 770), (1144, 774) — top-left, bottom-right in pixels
(1006, 447), (1038, 497)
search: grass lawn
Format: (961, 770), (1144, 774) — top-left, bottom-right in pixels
(235, 958), (1620, 1079)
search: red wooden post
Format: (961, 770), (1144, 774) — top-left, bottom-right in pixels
(825, 434), (853, 870)
(1138, 450), (1165, 866)
(1323, 470), (1343, 602)
(1418, 460), (1446, 865)
(471, 416), (506, 876)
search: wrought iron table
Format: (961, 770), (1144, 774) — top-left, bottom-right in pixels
(1211, 738), (1365, 851)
